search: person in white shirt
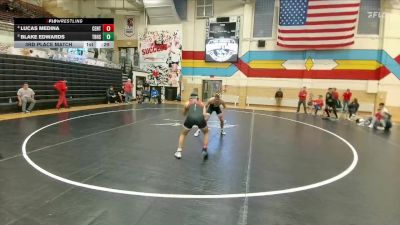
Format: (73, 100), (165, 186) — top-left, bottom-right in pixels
(17, 82), (36, 113)
(369, 103), (390, 129)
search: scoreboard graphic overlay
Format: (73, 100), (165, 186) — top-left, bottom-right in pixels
(14, 18), (114, 48)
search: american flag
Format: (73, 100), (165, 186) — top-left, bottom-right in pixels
(277, 0), (361, 49)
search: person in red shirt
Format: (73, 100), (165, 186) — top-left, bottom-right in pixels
(342, 89), (352, 112)
(123, 79), (133, 103)
(296, 86), (307, 114)
(312, 95), (324, 116)
(54, 79), (68, 109)
(332, 88), (339, 100)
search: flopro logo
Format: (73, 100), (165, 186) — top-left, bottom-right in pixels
(206, 38), (238, 62)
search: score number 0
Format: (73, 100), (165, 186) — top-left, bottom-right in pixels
(102, 24), (114, 32)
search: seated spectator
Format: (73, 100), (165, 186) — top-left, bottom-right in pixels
(274, 88), (283, 106)
(106, 86), (117, 104)
(117, 86), (125, 103)
(17, 82), (35, 113)
(347, 98), (359, 120)
(150, 87), (159, 104)
(369, 103), (392, 130)
(312, 95), (324, 116)
(142, 87), (150, 103)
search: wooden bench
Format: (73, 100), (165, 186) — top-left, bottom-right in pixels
(222, 95), (239, 106)
(0, 97), (106, 113)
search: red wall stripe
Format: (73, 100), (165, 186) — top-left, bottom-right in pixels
(182, 51), (205, 60)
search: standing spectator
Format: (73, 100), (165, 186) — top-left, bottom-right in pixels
(348, 98), (359, 119)
(106, 85), (117, 104)
(342, 89), (352, 112)
(274, 88), (283, 107)
(17, 82), (35, 113)
(307, 93), (314, 113)
(150, 87), (159, 104)
(332, 88), (341, 109)
(296, 86), (307, 114)
(123, 79), (133, 103)
(137, 87), (143, 104)
(313, 95), (324, 116)
(54, 79), (69, 109)
(324, 88), (338, 119)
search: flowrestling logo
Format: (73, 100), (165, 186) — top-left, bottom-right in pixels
(205, 38), (239, 62)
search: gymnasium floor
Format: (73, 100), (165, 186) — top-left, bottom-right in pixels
(0, 104), (399, 225)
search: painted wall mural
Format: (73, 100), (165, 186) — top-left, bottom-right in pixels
(181, 50), (400, 80)
(139, 30), (182, 86)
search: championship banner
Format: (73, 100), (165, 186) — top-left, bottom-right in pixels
(123, 16), (135, 38)
(139, 30), (182, 86)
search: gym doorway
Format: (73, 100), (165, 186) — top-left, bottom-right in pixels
(202, 80), (222, 101)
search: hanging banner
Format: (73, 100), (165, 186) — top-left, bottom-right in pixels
(123, 16), (135, 38)
(139, 30), (182, 86)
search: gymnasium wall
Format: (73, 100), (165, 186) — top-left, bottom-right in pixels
(0, 30), (13, 44)
(180, 0), (400, 120)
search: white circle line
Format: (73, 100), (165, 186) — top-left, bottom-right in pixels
(22, 108), (358, 199)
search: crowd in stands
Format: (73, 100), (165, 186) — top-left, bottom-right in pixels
(274, 87), (393, 131)
(105, 79), (161, 105)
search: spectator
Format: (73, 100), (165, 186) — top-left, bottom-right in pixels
(313, 95), (324, 116)
(142, 87), (150, 103)
(106, 86), (117, 104)
(342, 89), (352, 112)
(296, 86), (307, 114)
(17, 82), (35, 113)
(150, 87), (159, 104)
(307, 93), (314, 112)
(117, 86), (125, 103)
(324, 88), (338, 119)
(348, 98), (359, 119)
(54, 79), (69, 109)
(332, 88), (341, 109)
(123, 79), (133, 103)
(137, 87), (143, 104)
(369, 103), (391, 130)
(274, 88), (283, 107)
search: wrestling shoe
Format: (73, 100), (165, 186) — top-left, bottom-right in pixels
(174, 150), (182, 159)
(194, 129), (201, 137)
(220, 129), (226, 135)
(201, 148), (208, 160)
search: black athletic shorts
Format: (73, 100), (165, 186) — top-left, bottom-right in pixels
(207, 106), (222, 115)
(183, 117), (207, 129)
(326, 102), (336, 108)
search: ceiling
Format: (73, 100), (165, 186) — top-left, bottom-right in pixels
(143, 0), (181, 24)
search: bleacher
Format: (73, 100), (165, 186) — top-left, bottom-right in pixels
(0, 0), (52, 25)
(0, 54), (122, 112)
